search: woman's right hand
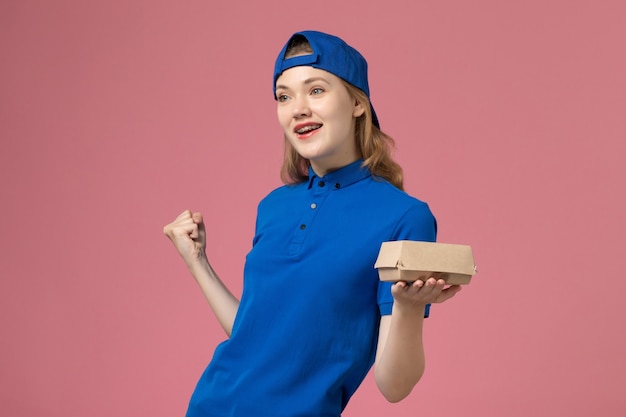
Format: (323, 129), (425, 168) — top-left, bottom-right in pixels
(163, 210), (207, 267)
(163, 210), (239, 336)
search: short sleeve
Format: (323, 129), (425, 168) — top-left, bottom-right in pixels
(377, 202), (437, 317)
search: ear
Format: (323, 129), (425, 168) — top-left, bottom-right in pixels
(353, 98), (365, 118)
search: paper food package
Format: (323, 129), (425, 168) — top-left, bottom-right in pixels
(374, 240), (477, 285)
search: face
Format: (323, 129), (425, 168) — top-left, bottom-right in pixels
(275, 66), (365, 176)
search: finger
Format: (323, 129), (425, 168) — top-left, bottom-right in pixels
(421, 277), (445, 293)
(164, 214), (197, 239)
(391, 281), (409, 297)
(394, 281), (408, 291)
(412, 279), (425, 289)
(165, 210), (193, 235)
(188, 223), (199, 239)
(415, 278), (444, 300)
(400, 280), (423, 295)
(197, 221), (206, 241)
(436, 285), (462, 303)
(175, 209), (193, 221)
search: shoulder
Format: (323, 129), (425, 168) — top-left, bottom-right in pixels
(389, 199), (437, 242)
(365, 176), (432, 211)
(257, 182), (307, 208)
(343, 176), (437, 241)
(366, 179), (437, 241)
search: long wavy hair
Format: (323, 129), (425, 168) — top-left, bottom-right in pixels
(278, 36), (404, 190)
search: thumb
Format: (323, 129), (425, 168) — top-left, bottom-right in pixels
(192, 212), (203, 225)
(192, 212), (206, 238)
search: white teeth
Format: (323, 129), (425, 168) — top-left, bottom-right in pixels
(296, 124), (321, 134)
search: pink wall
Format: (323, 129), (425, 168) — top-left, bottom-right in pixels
(1, 1), (624, 416)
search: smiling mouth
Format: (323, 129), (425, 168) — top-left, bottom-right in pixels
(295, 124), (322, 134)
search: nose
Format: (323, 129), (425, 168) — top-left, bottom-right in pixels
(291, 95), (311, 118)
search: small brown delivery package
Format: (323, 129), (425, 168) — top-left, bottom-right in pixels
(374, 241), (477, 285)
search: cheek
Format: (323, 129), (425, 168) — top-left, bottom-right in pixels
(322, 97), (352, 121)
(276, 106), (290, 128)
(324, 103), (355, 133)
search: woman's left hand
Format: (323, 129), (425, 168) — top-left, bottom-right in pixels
(391, 278), (462, 308)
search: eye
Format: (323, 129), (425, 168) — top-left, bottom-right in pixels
(311, 87), (324, 95)
(276, 94), (290, 102)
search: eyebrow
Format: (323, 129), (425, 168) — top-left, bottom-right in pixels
(276, 77), (331, 91)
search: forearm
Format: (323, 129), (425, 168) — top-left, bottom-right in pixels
(375, 303), (427, 402)
(186, 256), (240, 337)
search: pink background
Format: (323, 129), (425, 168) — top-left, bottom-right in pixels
(1, 1), (625, 416)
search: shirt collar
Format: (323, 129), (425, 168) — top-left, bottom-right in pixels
(306, 159), (371, 190)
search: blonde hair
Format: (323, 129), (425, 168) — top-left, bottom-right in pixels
(278, 36), (404, 190)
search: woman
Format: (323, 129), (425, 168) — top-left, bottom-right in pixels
(164, 30), (462, 417)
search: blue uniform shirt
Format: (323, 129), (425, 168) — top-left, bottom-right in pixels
(186, 160), (436, 417)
